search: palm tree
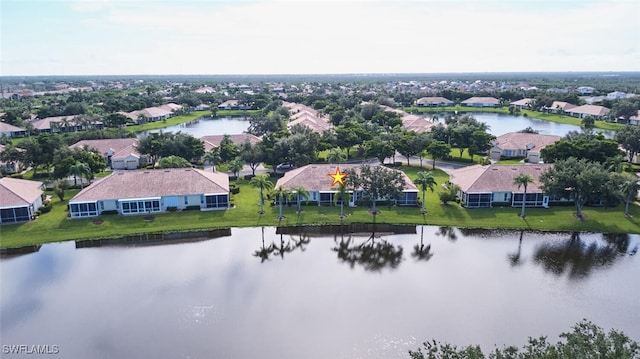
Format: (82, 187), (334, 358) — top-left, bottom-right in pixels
(327, 148), (347, 164)
(203, 148), (221, 172)
(69, 161), (91, 188)
(620, 175), (640, 217)
(229, 157), (245, 178)
(291, 186), (310, 214)
(333, 184), (351, 219)
(273, 185), (292, 221)
(414, 171), (437, 214)
(513, 173), (535, 218)
(250, 174), (274, 215)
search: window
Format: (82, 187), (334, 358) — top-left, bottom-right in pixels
(69, 202), (98, 218)
(0, 207), (31, 223)
(119, 199), (161, 214)
(397, 192), (418, 206)
(204, 194), (229, 209)
(465, 193), (492, 208)
(319, 192), (334, 205)
(512, 193), (545, 207)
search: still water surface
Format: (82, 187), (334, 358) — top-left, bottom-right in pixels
(139, 113), (614, 139)
(2, 226), (638, 359)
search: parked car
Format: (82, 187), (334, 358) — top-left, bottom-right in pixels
(276, 163), (295, 172)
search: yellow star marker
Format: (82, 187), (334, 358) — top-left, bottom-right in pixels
(328, 167), (348, 187)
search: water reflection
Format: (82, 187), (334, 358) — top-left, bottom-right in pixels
(253, 227), (311, 262)
(2, 226), (639, 359)
(508, 231), (525, 267)
(533, 232), (633, 279)
(332, 231), (404, 271)
(412, 226), (433, 262)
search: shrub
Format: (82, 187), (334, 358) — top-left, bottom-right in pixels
(230, 185), (240, 194)
(101, 210), (119, 215)
(185, 205), (201, 211)
(38, 205), (52, 214)
(166, 206), (178, 212)
(244, 174), (255, 180)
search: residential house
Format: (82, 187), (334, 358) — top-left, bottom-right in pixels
(490, 132), (561, 163)
(29, 115), (104, 134)
(415, 97), (454, 107)
(380, 105), (440, 133)
(282, 101), (333, 133)
(68, 168), (230, 218)
(0, 177), (44, 224)
(0, 122), (27, 137)
(577, 86), (595, 95)
(607, 91), (627, 100)
(217, 100), (240, 110)
(201, 134), (261, 152)
(449, 164), (553, 208)
(194, 86), (215, 94)
(274, 163), (419, 207)
(565, 104), (610, 119)
(509, 98), (534, 110)
(543, 101), (576, 114)
(460, 97), (501, 107)
(70, 138), (145, 170)
(0, 144), (23, 173)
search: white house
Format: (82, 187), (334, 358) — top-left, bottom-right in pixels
(68, 168), (230, 218)
(0, 177), (44, 224)
(70, 138), (145, 170)
(460, 97), (501, 107)
(449, 164), (554, 208)
(490, 132), (561, 163)
(275, 163), (419, 207)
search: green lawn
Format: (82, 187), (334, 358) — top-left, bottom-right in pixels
(2, 165), (639, 249)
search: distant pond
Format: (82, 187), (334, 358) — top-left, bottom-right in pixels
(1, 226), (638, 359)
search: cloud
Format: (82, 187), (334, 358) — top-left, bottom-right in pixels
(4, 0), (639, 75)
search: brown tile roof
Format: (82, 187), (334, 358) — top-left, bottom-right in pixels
(282, 101), (332, 133)
(201, 134), (260, 152)
(493, 132), (561, 151)
(450, 164), (553, 193)
(0, 177), (43, 207)
(275, 163), (417, 192)
(379, 105), (440, 133)
(70, 168), (229, 202)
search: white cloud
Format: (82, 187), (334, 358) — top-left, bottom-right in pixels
(4, 0), (639, 75)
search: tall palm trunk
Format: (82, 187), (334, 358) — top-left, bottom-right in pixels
(520, 185), (527, 218)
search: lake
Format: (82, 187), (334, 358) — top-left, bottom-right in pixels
(1, 226), (638, 359)
(139, 113), (614, 139)
(139, 116), (251, 137)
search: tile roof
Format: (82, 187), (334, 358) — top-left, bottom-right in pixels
(70, 168), (229, 202)
(0, 122), (26, 132)
(201, 134), (260, 152)
(0, 177), (43, 207)
(415, 96), (454, 105)
(275, 163), (417, 192)
(545, 101), (576, 111)
(461, 97), (500, 105)
(70, 138), (140, 159)
(510, 98), (534, 106)
(282, 101), (332, 133)
(449, 164), (553, 193)
(493, 132), (561, 151)
(565, 104), (610, 117)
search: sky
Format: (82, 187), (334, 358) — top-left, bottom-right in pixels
(1, 0), (639, 76)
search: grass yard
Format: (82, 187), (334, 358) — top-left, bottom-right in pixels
(1, 165), (639, 249)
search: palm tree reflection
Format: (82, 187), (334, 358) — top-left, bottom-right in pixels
(412, 226), (433, 262)
(533, 232), (632, 279)
(508, 231), (525, 267)
(253, 227), (312, 262)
